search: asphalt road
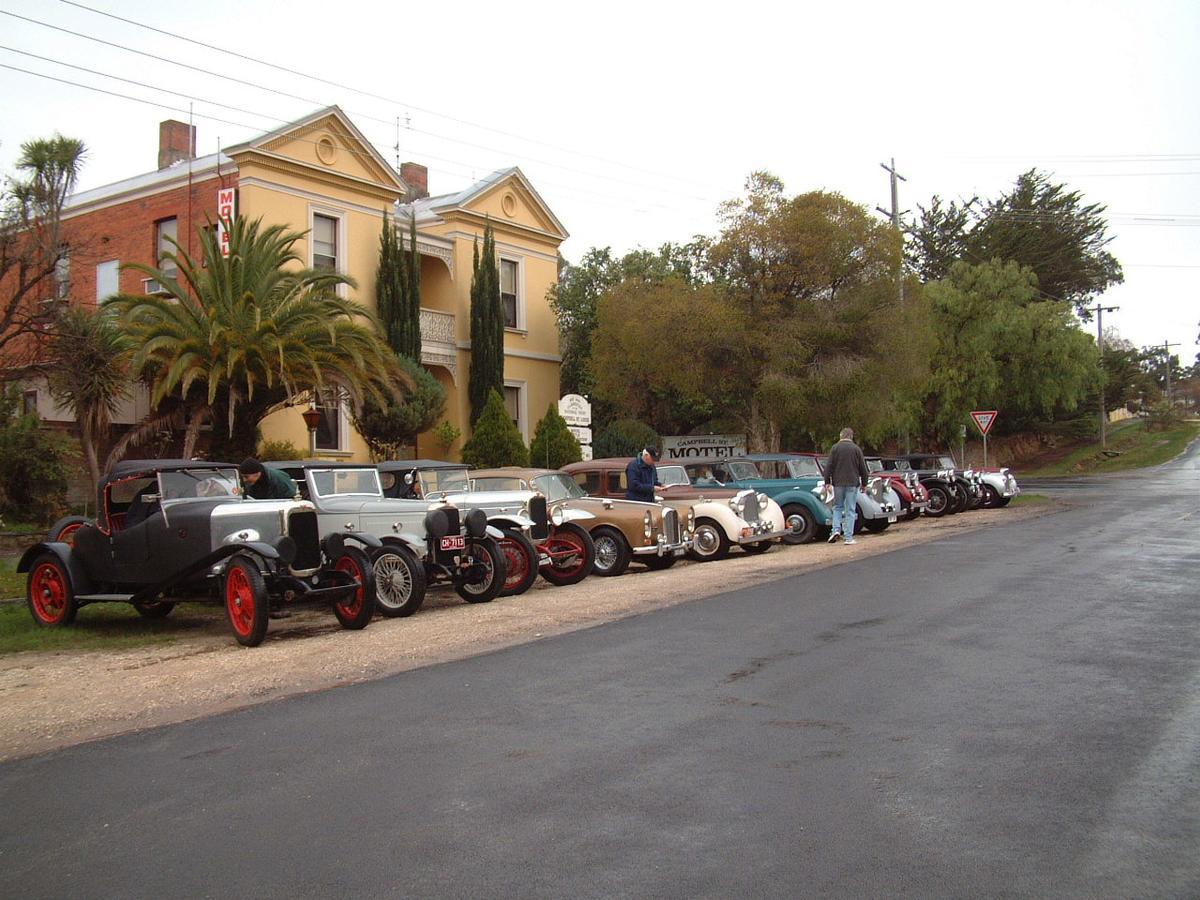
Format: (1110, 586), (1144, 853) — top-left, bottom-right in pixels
(1, 444), (1197, 899)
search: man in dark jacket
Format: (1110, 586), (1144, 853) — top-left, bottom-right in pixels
(239, 458), (297, 500)
(826, 428), (869, 544)
(625, 447), (661, 502)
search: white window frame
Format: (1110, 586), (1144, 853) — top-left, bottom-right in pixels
(499, 254), (525, 332)
(308, 205), (347, 296)
(503, 379), (528, 442)
(314, 387), (350, 453)
(155, 218), (178, 280)
(96, 259), (120, 302)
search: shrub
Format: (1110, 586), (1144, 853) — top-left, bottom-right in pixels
(258, 439), (302, 461)
(593, 419), (661, 459)
(0, 387), (70, 524)
(1144, 400), (1182, 432)
(529, 404), (582, 470)
(461, 390), (528, 468)
(431, 420), (462, 459)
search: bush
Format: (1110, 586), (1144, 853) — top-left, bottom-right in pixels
(593, 419), (661, 459)
(461, 390), (528, 468)
(529, 404), (582, 470)
(258, 439), (302, 461)
(1144, 401), (1182, 432)
(0, 387), (70, 524)
(431, 420), (462, 459)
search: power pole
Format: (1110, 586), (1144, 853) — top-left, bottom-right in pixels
(1088, 302), (1119, 447)
(877, 158), (908, 303)
(1158, 340), (1181, 404)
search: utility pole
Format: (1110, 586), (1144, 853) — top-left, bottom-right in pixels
(1158, 340), (1181, 405)
(1088, 302), (1119, 447)
(877, 158), (908, 303)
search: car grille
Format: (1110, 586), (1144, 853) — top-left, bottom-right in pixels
(741, 492), (762, 523)
(287, 509), (321, 570)
(662, 507), (680, 544)
(529, 495), (549, 540)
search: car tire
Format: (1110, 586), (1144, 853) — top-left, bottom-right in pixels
(688, 518), (729, 562)
(994, 496), (1012, 508)
(224, 556), (269, 647)
(741, 540), (772, 555)
(47, 515), (91, 547)
(133, 599), (175, 619)
(539, 523), (595, 586)
(332, 546), (376, 630)
(981, 485), (1001, 508)
(372, 545), (426, 618)
(456, 538), (505, 604)
(498, 528), (539, 597)
(26, 553), (78, 627)
(591, 526), (631, 577)
(781, 504), (818, 545)
(863, 518), (890, 534)
(924, 484), (951, 517)
(951, 484), (969, 513)
(642, 554), (677, 570)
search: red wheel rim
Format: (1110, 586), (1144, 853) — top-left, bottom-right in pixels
(30, 562), (69, 624)
(225, 566), (256, 637)
(334, 555), (365, 617)
(499, 538), (530, 591)
(59, 522), (83, 547)
(543, 531), (588, 579)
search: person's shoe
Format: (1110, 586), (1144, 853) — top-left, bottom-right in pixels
(827, 531), (841, 543)
(843, 537), (857, 545)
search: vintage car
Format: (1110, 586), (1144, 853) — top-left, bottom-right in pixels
(562, 458), (793, 561)
(273, 461), (505, 616)
(494, 464), (692, 577)
(971, 466), (1021, 508)
(25, 460), (373, 647)
(895, 453), (984, 513)
(679, 456), (833, 544)
(788, 453), (903, 534)
(877, 456), (960, 518)
(865, 457), (930, 520)
(376, 459), (575, 596)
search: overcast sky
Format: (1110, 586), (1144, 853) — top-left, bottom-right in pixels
(2, 0), (1196, 362)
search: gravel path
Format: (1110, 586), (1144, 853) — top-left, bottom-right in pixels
(0, 504), (1052, 762)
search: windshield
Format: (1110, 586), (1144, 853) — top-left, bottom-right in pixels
(533, 473), (588, 501)
(866, 459), (883, 473)
(422, 467), (471, 497)
(785, 458), (823, 478)
(938, 456), (956, 469)
(656, 465), (690, 486)
(727, 461), (761, 480)
(890, 459), (912, 471)
(472, 476), (525, 491)
(159, 468), (242, 500)
(309, 468), (382, 499)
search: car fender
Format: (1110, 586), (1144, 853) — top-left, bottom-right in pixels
(689, 500), (743, 539)
(762, 497), (786, 531)
(555, 507), (595, 524)
(487, 515), (536, 533)
(16, 542), (95, 595)
(772, 488), (833, 523)
(322, 531), (382, 559)
(381, 535), (428, 559)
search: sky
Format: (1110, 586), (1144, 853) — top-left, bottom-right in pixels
(2, 0), (1197, 364)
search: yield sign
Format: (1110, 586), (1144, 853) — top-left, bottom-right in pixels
(970, 410), (998, 436)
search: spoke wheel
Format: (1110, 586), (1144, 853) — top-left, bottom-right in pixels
(372, 546), (427, 618)
(455, 539), (505, 603)
(224, 557), (268, 647)
(498, 529), (539, 597)
(332, 547), (375, 630)
(590, 527), (630, 577)
(539, 523), (595, 586)
(26, 554), (78, 627)
(48, 515), (91, 548)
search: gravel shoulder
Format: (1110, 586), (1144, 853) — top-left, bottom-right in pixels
(0, 503), (1057, 762)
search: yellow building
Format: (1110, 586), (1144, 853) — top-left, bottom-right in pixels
(229, 106), (569, 460)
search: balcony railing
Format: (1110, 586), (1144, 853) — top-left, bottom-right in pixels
(420, 308), (457, 381)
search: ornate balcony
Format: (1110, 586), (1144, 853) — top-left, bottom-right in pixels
(420, 308), (458, 382)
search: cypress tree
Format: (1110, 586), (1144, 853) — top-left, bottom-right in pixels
(529, 404), (583, 469)
(461, 388), (528, 468)
(468, 218), (504, 425)
(395, 211), (421, 360)
(376, 212), (403, 350)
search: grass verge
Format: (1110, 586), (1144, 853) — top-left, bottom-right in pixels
(0, 601), (227, 655)
(0, 558), (23, 601)
(1009, 493), (1051, 507)
(1019, 420), (1200, 477)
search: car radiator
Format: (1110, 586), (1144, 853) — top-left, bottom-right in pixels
(662, 508), (681, 544)
(287, 509), (322, 570)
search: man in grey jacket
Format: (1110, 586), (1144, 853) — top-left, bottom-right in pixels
(826, 427), (869, 545)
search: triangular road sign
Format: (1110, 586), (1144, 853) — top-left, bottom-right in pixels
(970, 410), (998, 436)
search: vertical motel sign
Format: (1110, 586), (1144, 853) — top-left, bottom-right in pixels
(970, 410), (998, 467)
(217, 188), (236, 258)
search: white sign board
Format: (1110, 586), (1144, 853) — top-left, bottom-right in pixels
(579, 444), (593, 461)
(567, 426), (592, 444)
(558, 394), (592, 427)
(662, 434), (747, 460)
(217, 188), (236, 258)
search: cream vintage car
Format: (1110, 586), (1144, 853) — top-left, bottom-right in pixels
(562, 458), (796, 561)
(467, 467), (692, 578)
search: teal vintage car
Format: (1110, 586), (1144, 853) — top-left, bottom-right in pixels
(682, 457), (833, 544)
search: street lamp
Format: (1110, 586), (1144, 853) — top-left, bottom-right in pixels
(301, 404), (322, 457)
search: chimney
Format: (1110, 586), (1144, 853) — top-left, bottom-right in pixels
(400, 162), (429, 201)
(158, 119), (196, 170)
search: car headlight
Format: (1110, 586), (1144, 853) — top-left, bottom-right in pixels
(687, 507), (695, 535)
(757, 492), (769, 511)
(729, 496), (745, 516)
(550, 505), (565, 526)
(644, 510), (653, 539)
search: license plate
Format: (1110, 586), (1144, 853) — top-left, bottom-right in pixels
(440, 535), (466, 552)
(888, 516), (898, 523)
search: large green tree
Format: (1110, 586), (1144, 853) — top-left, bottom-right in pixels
(910, 170), (1123, 315)
(920, 260), (1099, 442)
(528, 403), (582, 470)
(352, 356), (445, 461)
(0, 134), (86, 367)
(461, 388), (527, 467)
(107, 216), (405, 460)
(468, 219), (503, 426)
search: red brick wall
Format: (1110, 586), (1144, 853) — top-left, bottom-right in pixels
(62, 172), (238, 308)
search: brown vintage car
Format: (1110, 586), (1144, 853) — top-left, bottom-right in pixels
(562, 458), (793, 562)
(469, 467), (692, 577)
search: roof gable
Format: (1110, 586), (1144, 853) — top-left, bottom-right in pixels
(422, 167), (568, 240)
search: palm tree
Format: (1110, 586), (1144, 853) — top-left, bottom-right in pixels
(106, 216), (407, 460)
(47, 305), (131, 492)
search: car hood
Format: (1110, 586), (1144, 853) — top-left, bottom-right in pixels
(312, 495), (433, 514)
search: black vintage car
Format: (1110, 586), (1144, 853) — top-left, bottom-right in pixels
(878, 455), (969, 517)
(21, 460), (378, 647)
(896, 453), (983, 513)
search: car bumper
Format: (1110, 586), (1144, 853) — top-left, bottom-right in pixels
(632, 538), (691, 557)
(734, 525), (796, 545)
